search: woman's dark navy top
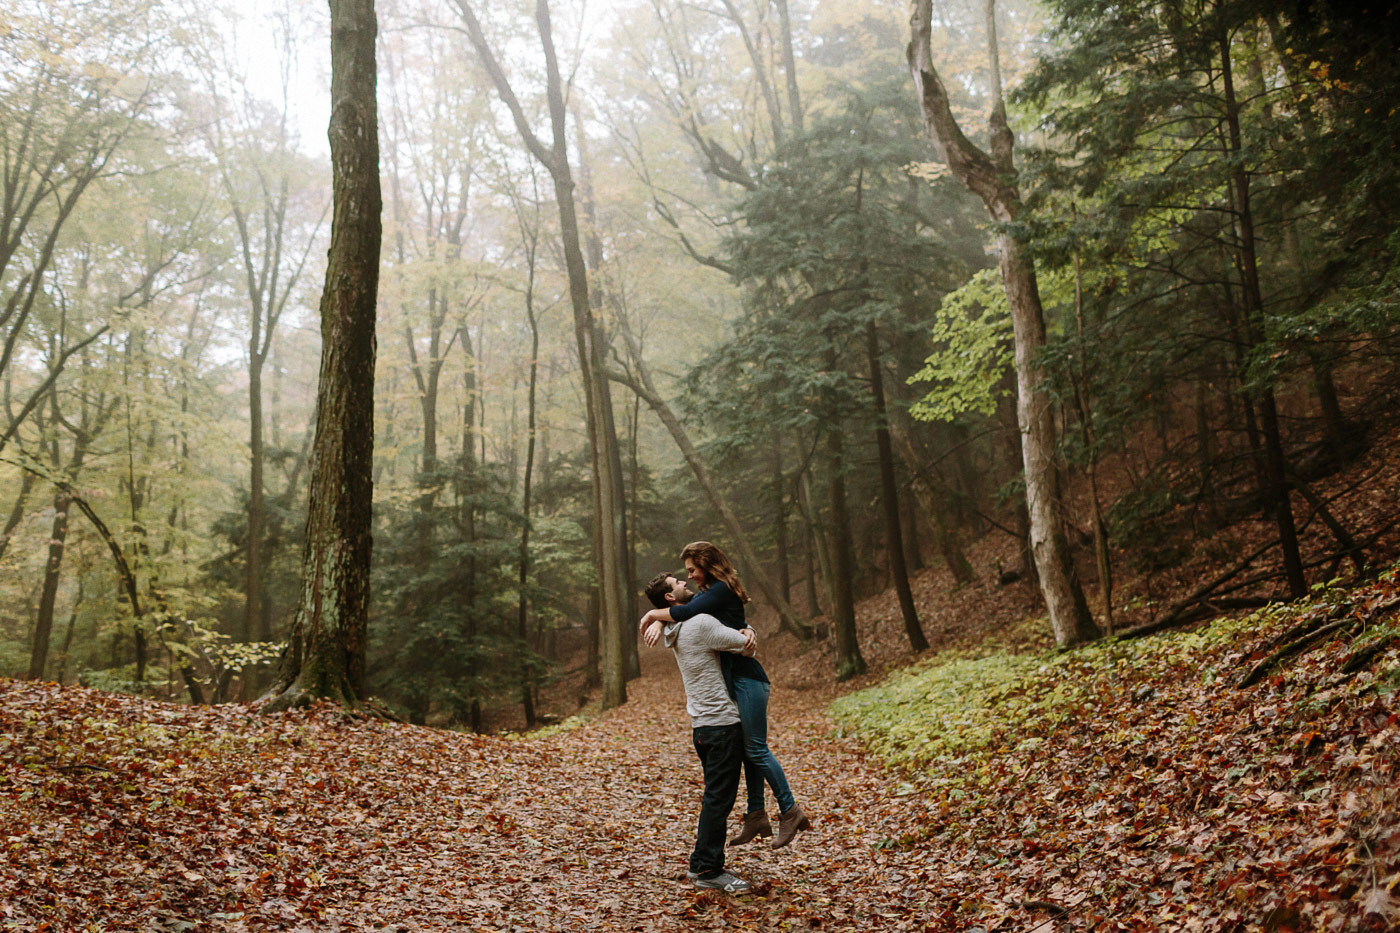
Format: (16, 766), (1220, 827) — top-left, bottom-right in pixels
(668, 580), (769, 697)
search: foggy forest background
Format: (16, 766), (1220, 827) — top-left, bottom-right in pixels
(2, 0), (1396, 728)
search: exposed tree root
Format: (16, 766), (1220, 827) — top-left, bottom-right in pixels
(1238, 616), (1356, 688)
(1237, 591), (1399, 688)
(1339, 632), (1398, 676)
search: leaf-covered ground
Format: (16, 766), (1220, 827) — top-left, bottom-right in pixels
(3, 567), (1399, 932)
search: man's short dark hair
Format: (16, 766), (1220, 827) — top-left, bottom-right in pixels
(644, 571), (674, 610)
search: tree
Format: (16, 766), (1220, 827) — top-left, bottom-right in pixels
(452, 0), (630, 709)
(198, 67), (328, 646)
(267, 0), (381, 709)
(0, 0), (167, 458)
(604, 320), (815, 642)
(704, 82), (981, 672)
(908, 0), (1098, 648)
(1012, 0), (1398, 601)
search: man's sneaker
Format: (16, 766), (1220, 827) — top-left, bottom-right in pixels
(693, 871), (752, 895)
(685, 870), (699, 881)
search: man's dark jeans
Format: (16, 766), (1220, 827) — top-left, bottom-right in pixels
(689, 722), (744, 877)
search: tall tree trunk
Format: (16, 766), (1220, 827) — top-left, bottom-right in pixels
(575, 113), (639, 682)
(866, 323), (927, 651)
(824, 417), (865, 680)
(624, 392), (642, 679)
(267, 0), (380, 709)
(1219, 24), (1306, 599)
(459, 324), (482, 732)
(28, 396), (94, 681)
(772, 438), (791, 604)
(1072, 235), (1113, 633)
(55, 581), (82, 685)
(29, 488), (73, 680)
(516, 253), (541, 729)
(247, 334), (266, 644)
(909, 0), (1096, 646)
(455, 0), (627, 708)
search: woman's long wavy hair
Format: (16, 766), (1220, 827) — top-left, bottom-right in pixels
(679, 541), (750, 603)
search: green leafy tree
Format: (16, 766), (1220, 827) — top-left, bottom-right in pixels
(708, 80), (983, 675)
(1015, 0), (1399, 597)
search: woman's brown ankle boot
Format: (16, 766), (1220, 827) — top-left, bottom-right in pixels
(729, 809), (773, 845)
(771, 802), (811, 849)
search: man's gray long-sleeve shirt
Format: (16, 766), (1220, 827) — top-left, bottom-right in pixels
(663, 614), (750, 728)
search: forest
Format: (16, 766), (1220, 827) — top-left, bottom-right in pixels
(2, 0), (1399, 927)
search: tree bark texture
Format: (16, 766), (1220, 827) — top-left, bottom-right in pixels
(909, 0), (1096, 646)
(269, 0), (380, 709)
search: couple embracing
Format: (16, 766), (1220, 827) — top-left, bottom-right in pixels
(639, 540), (811, 895)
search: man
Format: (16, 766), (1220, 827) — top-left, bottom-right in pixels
(643, 570), (757, 895)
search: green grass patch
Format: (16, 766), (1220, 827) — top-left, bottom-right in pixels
(829, 604), (1290, 785)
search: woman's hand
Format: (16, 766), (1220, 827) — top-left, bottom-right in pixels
(642, 618), (665, 648)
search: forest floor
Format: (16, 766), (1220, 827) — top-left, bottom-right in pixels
(3, 564), (1399, 932)
(4, 422), (1400, 931)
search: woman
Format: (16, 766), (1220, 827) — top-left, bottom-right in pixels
(640, 540), (810, 848)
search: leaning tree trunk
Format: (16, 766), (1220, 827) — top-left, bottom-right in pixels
(29, 487), (74, 681)
(1218, 24), (1306, 599)
(266, 0), (380, 710)
(29, 410), (94, 681)
(0, 469), (36, 565)
(604, 330), (814, 641)
(909, 0), (1096, 647)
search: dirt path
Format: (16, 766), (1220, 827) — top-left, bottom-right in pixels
(362, 650), (936, 932)
(1, 648), (935, 932)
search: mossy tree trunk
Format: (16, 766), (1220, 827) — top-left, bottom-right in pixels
(267, 0), (381, 710)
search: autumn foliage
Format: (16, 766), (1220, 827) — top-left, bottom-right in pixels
(2, 559), (1398, 931)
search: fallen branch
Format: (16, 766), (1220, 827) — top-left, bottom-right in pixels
(1116, 596), (1279, 640)
(1238, 591), (1399, 688)
(1117, 538), (1281, 639)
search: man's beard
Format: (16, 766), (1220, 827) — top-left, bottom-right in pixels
(674, 588), (693, 604)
